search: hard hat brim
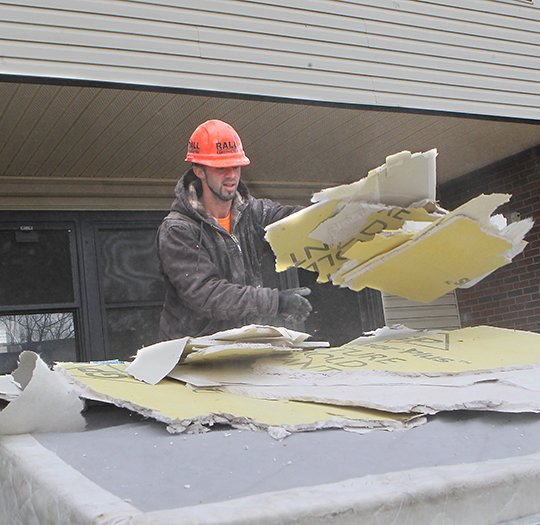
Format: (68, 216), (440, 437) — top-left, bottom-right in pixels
(185, 153), (250, 168)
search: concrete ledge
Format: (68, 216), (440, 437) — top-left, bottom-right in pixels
(3, 430), (540, 524)
(137, 453), (540, 525)
(0, 176), (322, 210)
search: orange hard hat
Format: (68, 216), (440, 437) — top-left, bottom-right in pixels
(185, 119), (250, 168)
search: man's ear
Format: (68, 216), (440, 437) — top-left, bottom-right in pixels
(192, 164), (205, 181)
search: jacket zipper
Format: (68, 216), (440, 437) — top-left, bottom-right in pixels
(228, 207), (243, 253)
(207, 221), (242, 254)
(229, 232), (242, 253)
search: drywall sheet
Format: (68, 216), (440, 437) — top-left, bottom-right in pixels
(0, 352), (85, 435)
(308, 204), (436, 248)
(190, 324), (311, 344)
(169, 360), (517, 389)
(332, 232), (413, 285)
(185, 343), (303, 364)
(311, 149), (437, 205)
(126, 337), (189, 385)
(57, 362), (423, 436)
(185, 324), (325, 362)
(220, 381), (540, 414)
(255, 326), (540, 376)
(170, 325), (540, 389)
(264, 199), (346, 280)
(340, 215), (512, 302)
(266, 203), (438, 283)
(337, 193), (532, 301)
(199, 326), (540, 414)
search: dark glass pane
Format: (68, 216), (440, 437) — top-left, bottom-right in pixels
(106, 306), (161, 360)
(0, 229), (74, 306)
(261, 244), (281, 289)
(98, 229), (164, 304)
(299, 269), (364, 346)
(0, 312), (77, 374)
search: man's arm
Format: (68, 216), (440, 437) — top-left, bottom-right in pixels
(158, 221), (280, 321)
(255, 198), (303, 229)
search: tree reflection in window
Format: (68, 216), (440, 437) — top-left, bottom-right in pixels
(0, 313), (75, 347)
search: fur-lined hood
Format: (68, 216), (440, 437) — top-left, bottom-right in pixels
(170, 168), (250, 228)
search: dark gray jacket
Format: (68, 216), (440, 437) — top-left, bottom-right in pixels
(157, 169), (300, 340)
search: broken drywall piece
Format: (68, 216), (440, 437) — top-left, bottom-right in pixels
(0, 352), (84, 435)
(346, 325), (419, 344)
(459, 216), (534, 289)
(267, 426), (291, 440)
(218, 381), (540, 415)
(308, 203), (437, 246)
(169, 326), (540, 391)
(265, 204), (436, 284)
(264, 199), (345, 280)
(203, 325), (540, 415)
(0, 375), (21, 402)
(494, 368), (540, 392)
(450, 193), (510, 226)
(308, 202), (384, 245)
(126, 326), (326, 384)
(331, 231), (413, 285)
(190, 324), (311, 345)
(265, 145), (533, 302)
(311, 149), (437, 205)
(170, 325), (540, 417)
(169, 360), (517, 390)
(254, 326), (540, 377)
(336, 192), (533, 301)
(265, 149), (439, 282)
(57, 362), (424, 437)
(185, 343), (304, 363)
(126, 337), (189, 385)
(339, 214), (514, 302)
(185, 325), (327, 363)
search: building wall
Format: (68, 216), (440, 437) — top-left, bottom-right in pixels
(1, 0), (539, 119)
(439, 146), (540, 333)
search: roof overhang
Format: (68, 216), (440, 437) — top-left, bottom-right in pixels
(1, 78), (539, 210)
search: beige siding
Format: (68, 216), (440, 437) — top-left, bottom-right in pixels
(0, 0), (538, 119)
(382, 291), (461, 330)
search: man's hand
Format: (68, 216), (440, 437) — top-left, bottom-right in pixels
(278, 287), (312, 322)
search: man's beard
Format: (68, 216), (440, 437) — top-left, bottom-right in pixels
(207, 178), (237, 202)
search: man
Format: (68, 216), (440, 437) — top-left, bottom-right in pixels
(157, 119), (312, 340)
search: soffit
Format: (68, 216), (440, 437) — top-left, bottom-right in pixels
(1, 82), (539, 190)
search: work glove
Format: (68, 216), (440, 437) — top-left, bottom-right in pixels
(278, 287), (312, 322)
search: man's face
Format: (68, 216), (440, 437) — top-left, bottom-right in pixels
(196, 165), (241, 202)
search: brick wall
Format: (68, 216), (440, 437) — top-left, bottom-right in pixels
(439, 145), (540, 333)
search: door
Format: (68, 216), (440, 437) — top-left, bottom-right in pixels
(85, 218), (165, 360)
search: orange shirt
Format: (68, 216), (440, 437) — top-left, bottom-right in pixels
(215, 212), (231, 233)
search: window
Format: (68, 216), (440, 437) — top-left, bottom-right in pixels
(0, 228), (74, 305)
(0, 223), (80, 373)
(0, 312), (77, 373)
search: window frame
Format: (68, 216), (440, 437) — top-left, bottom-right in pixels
(0, 219), (83, 368)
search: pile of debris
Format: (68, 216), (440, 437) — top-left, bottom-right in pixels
(56, 323), (540, 439)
